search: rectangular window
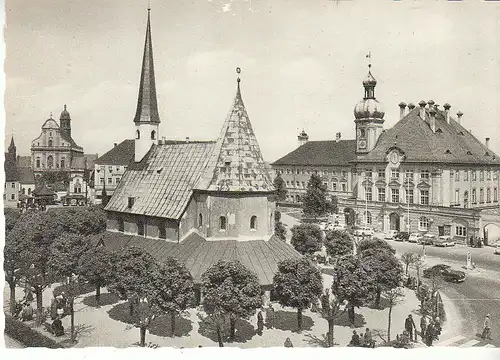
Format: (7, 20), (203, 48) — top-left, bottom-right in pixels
(404, 170), (413, 181)
(365, 169), (372, 179)
(365, 187), (372, 201)
(11, 182), (15, 188)
(480, 171), (484, 181)
(36, 159), (40, 168)
(391, 169), (400, 179)
(116, 177), (121, 183)
(406, 189), (414, 204)
(377, 188), (386, 202)
(455, 170), (460, 181)
(332, 183), (337, 191)
(341, 183), (346, 192)
(487, 170), (491, 181)
(472, 171), (477, 181)
(391, 188), (399, 203)
(494, 188), (498, 202)
(420, 170), (430, 180)
(323, 182), (328, 189)
(378, 169), (385, 179)
(11, 194), (15, 200)
(464, 171), (469, 181)
(420, 190), (429, 205)
(419, 217), (429, 231)
(128, 197), (135, 209)
(480, 188), (484, 203)
(455, 189), (460, 204)
(455, 226), (467, 237)
(487, 188), (491, 203)
(108, 177), (112, 184)
(100, 177), (105, 185)
(472, 189), (477, 203)
(494, 171), (498, 180)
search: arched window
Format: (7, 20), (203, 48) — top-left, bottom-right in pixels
(28, 188), (31, 195)
(250, 216), (257, 230)
(359, 128), (366, 138)
(36, 158), (40, 168)
(47, 155), (54, 169)
(419, 216), (430, 231)
(22, 188), (26, 195)
(364, 211), (372, 225)
(151, 130), (156, 140)
(48, 139), (53, 147)
(219, 216), (227, 231)
(198, 213), (203, 227)
(136, 130), (140, 139)
(60, 158), (65, 168)
(118, 218), (124, 232)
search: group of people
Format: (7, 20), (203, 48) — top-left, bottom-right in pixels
(348, 328), (375, 348)
(256, 304), (276, 336)
(403, 314), (442, 346)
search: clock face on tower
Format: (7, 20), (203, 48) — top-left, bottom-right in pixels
(358, 139), (367, 149)
(390, 152), (399, 164)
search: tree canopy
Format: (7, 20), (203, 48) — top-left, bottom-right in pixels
(357, 238), (396, 256)
(273, 173), (288, 202)
(273, 258), (323, 330)
(4, 208), (21, 233)
(290, 224), (323, 255)
(324, 230), (353, 259)
(302, 174), (333, 218)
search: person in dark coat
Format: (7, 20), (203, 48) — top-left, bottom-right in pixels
(425, 322), (434, 346)
(257, 310), (264, 336)
(363, 328), (374, 348)
(349, 330), (361, 347)
(284, 337), (293, 348)
(420, 315), (427, 341)
(52, 316), (64, 337)
(266, 304), (275, 329)
(405, 314), (416, 341)
(20, 303), (34, 321)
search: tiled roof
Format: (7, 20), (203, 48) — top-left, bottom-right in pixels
(356, 107), (500, 165)
(18, 167), (35, 184)
(95, 140), (135, 165)
(4, 155), (18, 182)
(133, 10), (160, 124)
(92, 231), (302, 286)
(84, 154), (98, 169)
(272, 140), (357, 167)
(196, 81), (275, 192)
(105, 142), (215, 220)
(17, 156), (32, 168)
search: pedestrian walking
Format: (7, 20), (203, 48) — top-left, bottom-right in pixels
(404, 314), (416, 342)
(266, 304), (275, 329)
(284, 337), (293, 348)
(425, 322), (435, 346)
(257, 310), (264, 336)
(482, 314), (492, 340)
(420, 315), (427, 341)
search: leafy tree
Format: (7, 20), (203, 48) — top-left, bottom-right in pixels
(302, 174), (333, 218)
(201, 260), (262, 344)
(330, 195), (339, 214)
(385, 287), (405, 342)
(4, 230), (24, 314)
(275, 221), (287, 241)
(46, 207), (107, 236)
(78, 245), (117, 306)
(151, 257), (195, 336)
(273, 173), (288, 202)
(331, 255), (376, 324)
(401, 251), (418, 275)
(4, 207), (21, 233)
(107, 246), (159, 347)
(411, 254), (425, 284)
(273, 258), (323, 331)
(48, 233), (92, 342)
(357, 238), (396, 256)
(290, 224), (323, 255)
(361, 249), (404, 307)
(324, 230), (353, 260)
(318, 288), (348, 347)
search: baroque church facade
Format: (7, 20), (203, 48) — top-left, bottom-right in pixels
(272, 64), (500, 243)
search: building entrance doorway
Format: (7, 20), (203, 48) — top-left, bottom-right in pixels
(389, 213), (400, 231)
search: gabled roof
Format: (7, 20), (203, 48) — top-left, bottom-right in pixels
(356, 107), (500, 165)
(133, 9), (160, 124)
(83, 154), (98, 169)
(272, 140), (357, 167)
(92, 231), (301, 286)
(195, 80), (275, 192)
(18, 167), (35, 184)
(95, 140), (135, 166)
(105, 141), (215, 220)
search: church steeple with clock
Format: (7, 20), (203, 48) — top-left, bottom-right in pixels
(354, 54), (385, 154)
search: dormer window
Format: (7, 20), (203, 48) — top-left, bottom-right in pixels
(466, 151), (472, 155)
(219, 216), (227, 231)
(250, 216), (257, 230)
(485, 151), (490, 156)
(151, 130), (156, 140)
(436, 128), (442, 133)
(458, 131), (464, 136)
(445, 149), (451, 154)
(128, 197), (135, 209)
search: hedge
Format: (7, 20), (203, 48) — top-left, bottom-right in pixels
(4, 314), (63, 348)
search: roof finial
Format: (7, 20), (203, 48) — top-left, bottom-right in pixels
(366, 51), (372, 70)
(236, 67), (241, 83)
(64, 104), (67, 111)
(50, 112), (53, 118)
(148, 0), (151, 12)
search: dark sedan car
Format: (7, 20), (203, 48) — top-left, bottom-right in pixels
(423, 264), (466, 283)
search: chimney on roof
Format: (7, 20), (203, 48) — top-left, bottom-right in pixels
(335, 132), (341, 142)
(418, 100), (427, 120)
(398, 102), (407, 120)
(443, 103), (451, 124)
(486, 137), (490, 149)
(186, 137), (190, 143)
(114, 143), (117, 147)
(427, 100), (435, 109)
(408, 103), (415, 111)
(429, 107), (437, 133)
(456, 111), (463, 125)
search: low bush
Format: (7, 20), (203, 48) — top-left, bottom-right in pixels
(4, 314), (63, 348)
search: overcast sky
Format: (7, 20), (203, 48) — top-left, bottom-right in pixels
(4, 0), (500, 162)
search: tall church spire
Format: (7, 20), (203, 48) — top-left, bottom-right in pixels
(133, 8), (160, 124)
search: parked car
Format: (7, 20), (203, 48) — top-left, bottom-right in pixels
(384, 230), (399, 240)
(494, 243), (500, 255)
(353, 226), (374, 237)
(395, 231), (410, 242)
(434, 236), (456, 247)
(423, 264), (466, 283)
(419, 234), (436, 245)
(408, 233), (423, 243)
(331, 224), (347, 232)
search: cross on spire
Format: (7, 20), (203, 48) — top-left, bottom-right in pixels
(366, 51), (372, 69)
(236, 67), (241, 83)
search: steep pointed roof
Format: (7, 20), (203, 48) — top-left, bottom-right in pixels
(8, 136), (16, 152)
(195, 75), (275, 192)
(133, 9), (160, 124)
